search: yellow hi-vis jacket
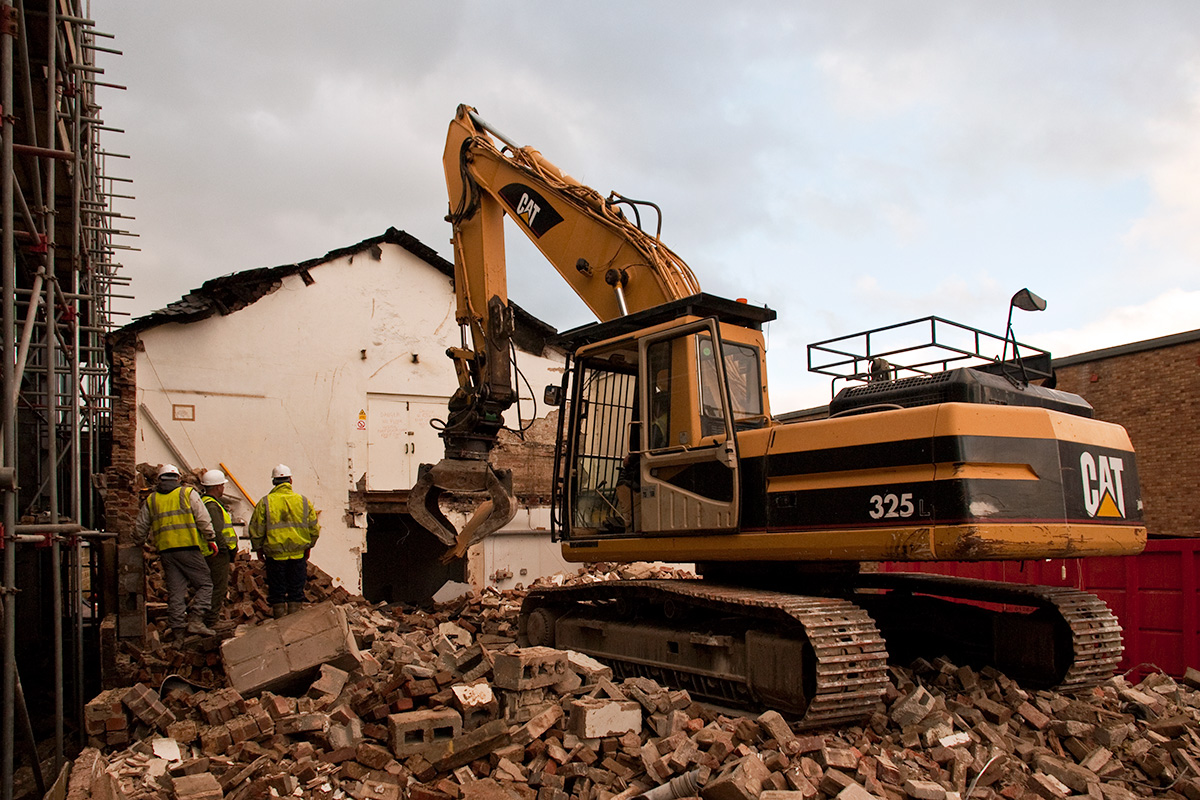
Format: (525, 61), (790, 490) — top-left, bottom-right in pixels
(249, 483), (319, 560)
(203, 495), (238, 553)
(146, 486), (205, 551)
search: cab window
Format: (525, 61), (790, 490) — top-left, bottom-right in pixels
(698, 334), (763, 430)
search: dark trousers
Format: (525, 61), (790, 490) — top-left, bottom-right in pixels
(161, 549), (212, 629)
(204, 548), (233, 625)
(264, 556), (307, 604)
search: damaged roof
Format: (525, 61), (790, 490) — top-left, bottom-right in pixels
(113, 227), (557, 351)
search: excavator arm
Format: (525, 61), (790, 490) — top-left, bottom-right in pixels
(410, 104), (700, 550)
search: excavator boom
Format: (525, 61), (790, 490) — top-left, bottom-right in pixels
(411, 105), (700, 550)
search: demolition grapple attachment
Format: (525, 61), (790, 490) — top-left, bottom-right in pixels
(408, 458), (517, 553)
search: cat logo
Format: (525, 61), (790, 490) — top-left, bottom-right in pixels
(1079, 452), (1126, 518)
(498, 183), (564, 238)
(515, 193), (541, 226)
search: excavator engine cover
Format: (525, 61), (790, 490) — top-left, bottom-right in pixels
(830, 367), (1094, 418)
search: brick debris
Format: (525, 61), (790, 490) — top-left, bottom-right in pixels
(71, 561), (1200, 800)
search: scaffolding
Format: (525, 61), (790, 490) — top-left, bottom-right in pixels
(1, 1), (126, 795)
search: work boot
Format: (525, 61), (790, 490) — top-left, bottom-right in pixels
(287, 602), (304, 615)
(272, 603), (288, 619)
(187, 619), (216, 636)
(167, 627), (186, 642)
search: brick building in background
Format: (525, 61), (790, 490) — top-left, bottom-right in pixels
(1053, 328), (1200, 539)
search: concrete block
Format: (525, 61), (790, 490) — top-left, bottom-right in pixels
(224, 643), (292, 696)
(890, 686), (936, 727)
(220, 601), (360, 696)
(388, 708), (463, 757)
(492, 646), (568, 690)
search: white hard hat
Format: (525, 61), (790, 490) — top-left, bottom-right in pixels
(271, 464), (292, 480)
(200, 469), (227, 487)
(157, 464), (181, 479)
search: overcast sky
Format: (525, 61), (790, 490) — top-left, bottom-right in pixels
(96, 2), (1200, 410)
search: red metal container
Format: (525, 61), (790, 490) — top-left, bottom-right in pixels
(881, 538), (1200, 681)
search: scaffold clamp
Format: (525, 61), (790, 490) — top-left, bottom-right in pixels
(0, 6), (18, 37)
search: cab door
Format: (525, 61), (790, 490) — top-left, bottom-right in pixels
(637, 319), (740, 533)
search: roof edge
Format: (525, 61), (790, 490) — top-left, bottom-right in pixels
(110, 228), (560, 352)
(1054, 327), (1200, 368)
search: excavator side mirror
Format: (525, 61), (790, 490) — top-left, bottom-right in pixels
(1011, 288), (1047, 312)
(544, 385), (562, 407)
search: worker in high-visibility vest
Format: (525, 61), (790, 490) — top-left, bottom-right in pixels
(248, 464), (320, 618)
(132, 464), (219, 638)
(199, 469), (239, 628)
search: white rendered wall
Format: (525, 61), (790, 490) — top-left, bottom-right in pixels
(134, 243), (566, 594)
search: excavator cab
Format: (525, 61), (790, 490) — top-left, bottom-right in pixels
(551, 295), (774, 541)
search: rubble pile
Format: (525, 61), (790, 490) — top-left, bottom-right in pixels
(125, 555), (359, 686)
(124, 560), (687, 689)
(78, 563), (1200, 800)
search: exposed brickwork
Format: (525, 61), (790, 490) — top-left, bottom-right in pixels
(105, 332), (141, 544)
(105, 331), (146, 639)
(1055, 335), (1200, 538)
(492, 411), (558, 505)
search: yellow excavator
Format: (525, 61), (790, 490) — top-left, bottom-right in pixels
(410, 105), (1147, 727)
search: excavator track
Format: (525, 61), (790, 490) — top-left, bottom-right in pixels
(1045, 587), (1126, 689)
(853, 573), (1123, 692)
(519, 580), (889, 729)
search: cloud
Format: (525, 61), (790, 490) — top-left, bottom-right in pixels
(94, 0), (1200, 375)
(1038, 288), (1200, 357)
(1126, 71), (1200, 277)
